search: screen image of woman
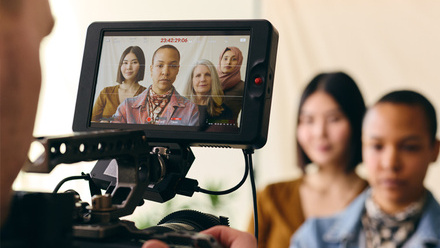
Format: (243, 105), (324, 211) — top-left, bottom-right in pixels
(91, 46), (147, 122)
(184, 59), (236, 131)
(217, 46), (244, 122)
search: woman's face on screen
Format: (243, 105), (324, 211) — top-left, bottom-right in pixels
(192, 65), (212, 95)
(220, 50), (238, 74)
(121, 52), (140, 82)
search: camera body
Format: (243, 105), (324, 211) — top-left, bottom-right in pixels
(6, 130), (226, 248)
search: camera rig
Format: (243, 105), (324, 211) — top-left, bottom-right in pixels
(10, 129), (238, 247)
(2, 18), (278, 248)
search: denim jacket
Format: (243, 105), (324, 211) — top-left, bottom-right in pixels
(290, 188), (440, 248)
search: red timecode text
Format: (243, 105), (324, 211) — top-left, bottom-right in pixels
(160, 38), (188, 43)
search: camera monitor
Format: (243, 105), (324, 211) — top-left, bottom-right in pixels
(73, 20), (278, 149)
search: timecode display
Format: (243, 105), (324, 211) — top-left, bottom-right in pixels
(160, 38), (188, 43)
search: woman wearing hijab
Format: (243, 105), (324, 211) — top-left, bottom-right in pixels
(217, 46), (244, 122)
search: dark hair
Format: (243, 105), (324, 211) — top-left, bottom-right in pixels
(296, 72), (366, 173)
(116, 46), (146, 84)
(151, 44), (180, 64)
(376, 90), (437, 144)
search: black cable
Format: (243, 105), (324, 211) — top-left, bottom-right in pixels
(195, 150), (249, 196)
(52, 173), (91, 193)
(244, 149), (258, 242)
(186, 148), (259, 243)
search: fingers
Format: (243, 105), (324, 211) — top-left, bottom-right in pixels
(141, 226), (257, 248)
(142, 240), (169, 248)
(201, 226), (257, 248)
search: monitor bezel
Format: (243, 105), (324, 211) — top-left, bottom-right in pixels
(72, 20), (278, 149)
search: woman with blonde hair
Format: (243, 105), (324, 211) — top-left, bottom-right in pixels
(184, 59), (234, 129)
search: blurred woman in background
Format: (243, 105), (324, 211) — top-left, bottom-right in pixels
(248, 72), (369, 248)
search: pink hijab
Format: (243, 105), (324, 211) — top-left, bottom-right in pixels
(217, 46), (243, 91)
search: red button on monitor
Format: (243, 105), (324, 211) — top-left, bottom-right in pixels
(254, 77), (263, 85)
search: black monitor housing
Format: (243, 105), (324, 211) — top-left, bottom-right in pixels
(73, 20), (278, 149)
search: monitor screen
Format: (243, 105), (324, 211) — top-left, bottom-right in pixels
(92, 30), (250, 132)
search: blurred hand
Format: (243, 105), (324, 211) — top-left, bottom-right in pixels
(201, 226), (257, 248)
(142, 226), (257, 248)
(142, 239), (168, 248)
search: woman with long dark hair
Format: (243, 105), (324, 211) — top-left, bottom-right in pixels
(248, 72), (369, 248)
(91, 46), (146, 122)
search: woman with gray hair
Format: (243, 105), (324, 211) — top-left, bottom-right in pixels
(184, 59), (236, 130)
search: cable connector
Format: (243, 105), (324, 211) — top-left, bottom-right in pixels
(176, 178), (199, 197)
